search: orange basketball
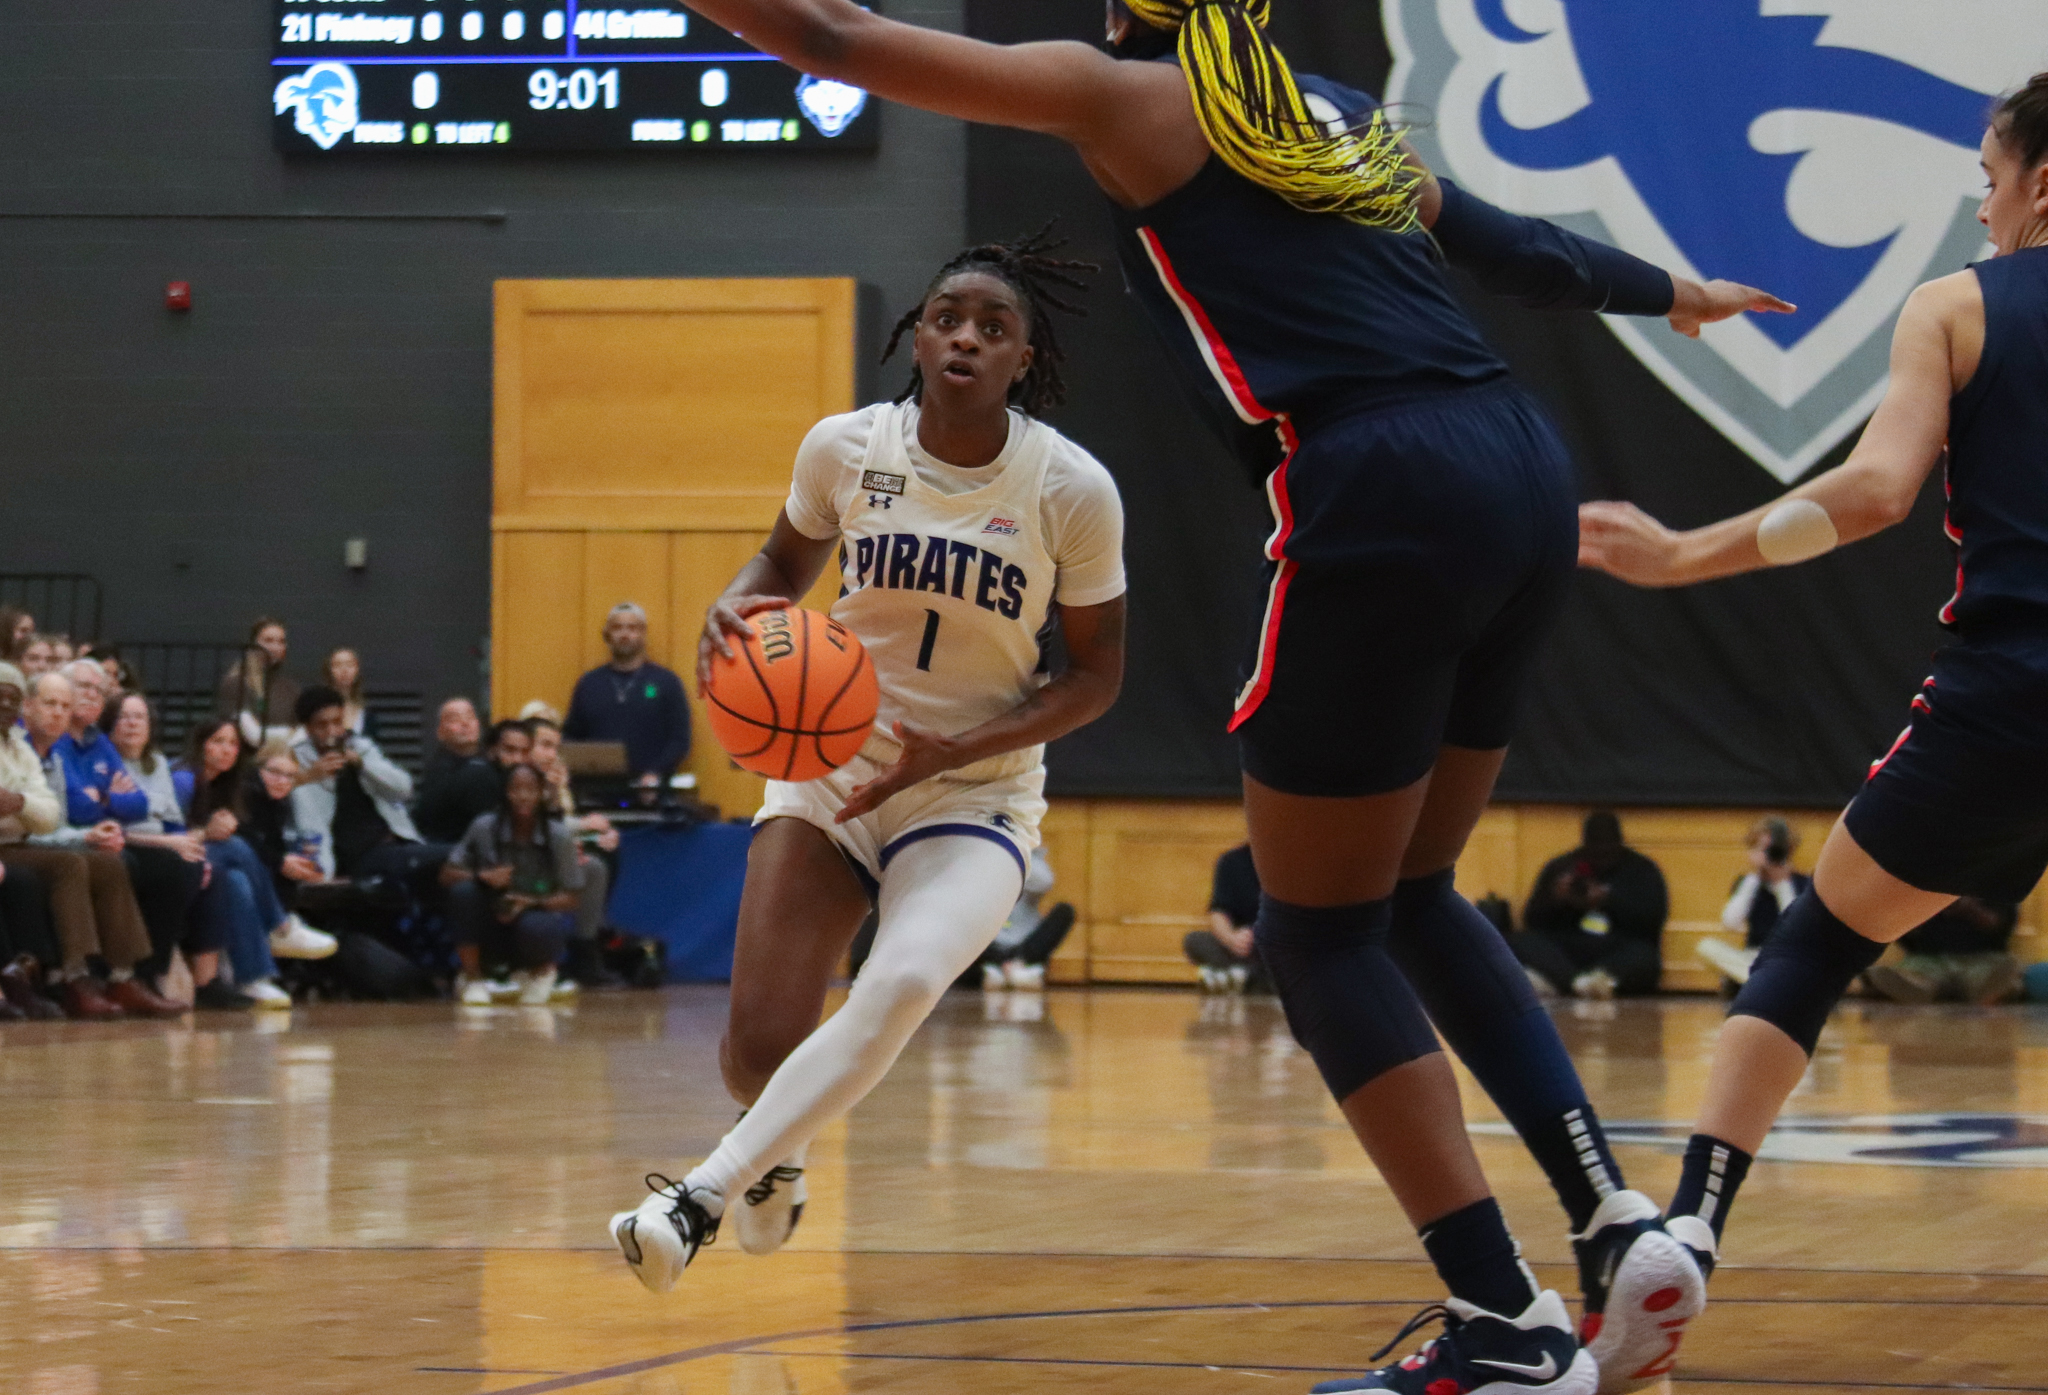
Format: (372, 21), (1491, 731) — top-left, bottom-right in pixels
(703, 607), (879, 782)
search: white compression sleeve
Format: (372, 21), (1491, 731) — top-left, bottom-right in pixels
(1756, 498), (1838, 565)
(688, 836), (1024, 1203)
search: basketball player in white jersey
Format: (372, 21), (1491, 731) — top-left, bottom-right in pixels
(611, 232), (1128, 1291)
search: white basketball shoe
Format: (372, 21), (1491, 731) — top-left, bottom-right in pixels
(1573, 1190), (1708, 1393)
(609, 1174), (721, 1293)
(733, 1162), (807, 1256)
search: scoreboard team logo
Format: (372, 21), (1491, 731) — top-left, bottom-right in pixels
(274, 61), (362, 150)
(1386, 1), (2048, 482)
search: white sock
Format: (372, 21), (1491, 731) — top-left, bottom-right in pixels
(686, 837), (1021, 1202)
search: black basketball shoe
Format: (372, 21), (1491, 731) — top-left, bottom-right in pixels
(1571, 1190), (1707, 1394)
(1309, 1289), (1595, 1394)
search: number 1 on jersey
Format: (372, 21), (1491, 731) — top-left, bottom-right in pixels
(916, 609), (940, 671)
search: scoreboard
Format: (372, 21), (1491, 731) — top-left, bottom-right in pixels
(272, 0), (878, 153)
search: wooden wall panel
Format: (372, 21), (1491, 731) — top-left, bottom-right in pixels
(1084, 801), (1247, 983)
(491, 531), (586, 725)
(494, 278), (855, 532)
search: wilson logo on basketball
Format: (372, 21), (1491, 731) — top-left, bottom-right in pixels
(702, 607), (879, 783)
(982, 517), (1019, 535)
(756, 609), (797, 662)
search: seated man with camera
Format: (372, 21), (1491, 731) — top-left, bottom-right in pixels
(287, 686), (447, 894)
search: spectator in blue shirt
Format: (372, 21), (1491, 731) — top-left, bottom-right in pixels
(562, 602), (690, 792)
(54, 661), (145, 826)
(83, 679), (205, 1002)
(15, 671), (182, 1017)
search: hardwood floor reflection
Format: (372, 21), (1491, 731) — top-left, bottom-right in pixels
(0, 989), (2041, 1393)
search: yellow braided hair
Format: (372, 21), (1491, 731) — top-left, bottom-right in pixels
(1119, 0), (1421, 231)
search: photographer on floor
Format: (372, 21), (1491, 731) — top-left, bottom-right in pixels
(1701, 817), (1814, 989)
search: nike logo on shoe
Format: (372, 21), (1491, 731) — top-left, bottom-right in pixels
(1474, 1354), (1558, 1380)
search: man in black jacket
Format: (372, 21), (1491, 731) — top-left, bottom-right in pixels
(414, 698), (502, 844)
(1517, 811), (1669, 999)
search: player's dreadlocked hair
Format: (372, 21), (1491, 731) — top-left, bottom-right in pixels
(881, 225), (1097, 418)
(1116, 0), (1421, 231)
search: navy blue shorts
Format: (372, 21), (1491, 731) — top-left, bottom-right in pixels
(1844, 632), (2048, 901)
(1232, 380), (1578, 797)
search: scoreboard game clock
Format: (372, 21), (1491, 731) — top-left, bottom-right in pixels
(272, 0), (878, 153)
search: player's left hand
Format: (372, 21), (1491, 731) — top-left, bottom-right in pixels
(836, 721), (961, 822)
(1668, 277), (1795, 339)
(1577, 500), (1686, 586)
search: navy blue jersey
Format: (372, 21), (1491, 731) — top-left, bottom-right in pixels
(1942, 246), (2048, 633)
(1111, 72), (1508, 480)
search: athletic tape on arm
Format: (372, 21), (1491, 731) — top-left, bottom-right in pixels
(1756, 499), (1839, 566)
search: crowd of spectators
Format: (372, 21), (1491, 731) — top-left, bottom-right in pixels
(7, 596), (2041, 1018)
(0, 602), (685, 1019)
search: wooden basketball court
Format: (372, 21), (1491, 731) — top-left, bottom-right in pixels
(1, 989), (2042, 1393)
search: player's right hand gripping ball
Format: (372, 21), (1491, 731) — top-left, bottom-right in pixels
(704, 608), (879, 782)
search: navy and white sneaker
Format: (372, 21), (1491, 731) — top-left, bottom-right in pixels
(609, 1173), (720, 1293)
(1572, 1190), (1707, 1394)
(1662, 1213), (1719, 1281)
(734, 1163), (806, 1256)
(1309, 1290), (1596, 1395)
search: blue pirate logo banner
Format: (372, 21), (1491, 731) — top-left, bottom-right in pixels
(1475, 1113), (2048, 1167)
(1387, 1), (2047, 481)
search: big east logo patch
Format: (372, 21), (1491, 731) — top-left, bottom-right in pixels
(1388, 0), (2046, 481)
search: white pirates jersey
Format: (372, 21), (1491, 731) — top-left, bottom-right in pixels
(784, 401), (1126, 782)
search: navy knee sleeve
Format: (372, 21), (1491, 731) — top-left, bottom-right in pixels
(1254, 893), (1440, 1102)
(1391, 869), (1621, 1231)
(1729, 890), (1884, 1055)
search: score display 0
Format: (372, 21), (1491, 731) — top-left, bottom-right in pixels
(272, 0), (877, 153)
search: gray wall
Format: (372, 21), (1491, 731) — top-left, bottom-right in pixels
(0, 0), (964, 705)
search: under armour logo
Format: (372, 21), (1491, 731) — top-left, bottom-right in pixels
(868, 494), (892, 510)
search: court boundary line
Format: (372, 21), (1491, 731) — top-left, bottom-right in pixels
(9, 1243), (2044, 1285)
(468, 1302), (1384, 1395)
(733, 1350), (2048, 1391)
(464, 1295), (2048, 1395)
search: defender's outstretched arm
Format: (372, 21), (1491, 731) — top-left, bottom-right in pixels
(1578, 272), (1967, 587)
(681, 0), (1141, 143)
